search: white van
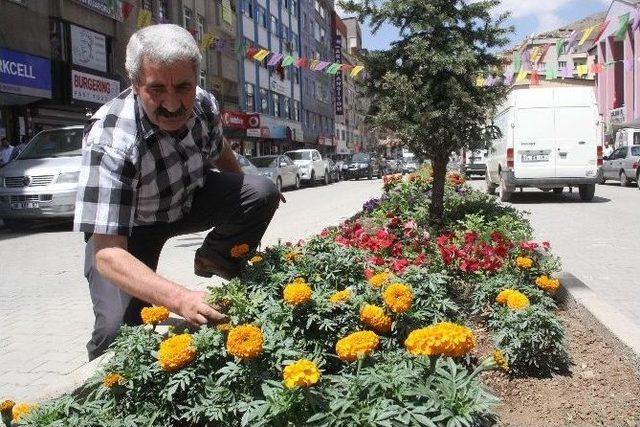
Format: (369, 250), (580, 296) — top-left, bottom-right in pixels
(486, 87), (602, 202)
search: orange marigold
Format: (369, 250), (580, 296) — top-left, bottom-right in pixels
(249, 255), (263, 265)
(496, 289), (530, 310)
(383, 283), (413, 313)
(158, 333), (197, 372)
(516, 256), (534, 269)
(140, 305), (170, 325)
(329, 289), (351, 304)
(230, 243), (250, 258)
(493, 349), (509, 371)
(103, 373), (124, 388)
(283, 280), (312, 306)
(216, 323), (232, 333)
(405, 322), (476, 357)
(368, 272), (390, 289)
(0, 400), (15, 416)
(12, 403), (31, 423)
(535, 275), (560, 293)
(282, 359), (321, 389)
(283, 251), (302, 263)
(226, 324), (264, 359)
(335, 330), (380, 362)
(360, 304), (392, 333)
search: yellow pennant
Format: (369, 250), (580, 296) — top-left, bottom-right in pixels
(576, 64), (588, 76)
(200, 33), (214, 51)
(350, 65), (365, 77)
(137, 9), (152, 28)
(530, 46), (541, 63)
(516, 70), (528, 82)
(578, 25), (596, 46)
(253, 49), (269, 61)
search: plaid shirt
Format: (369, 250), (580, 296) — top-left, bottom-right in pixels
(73, 86), (224, 236)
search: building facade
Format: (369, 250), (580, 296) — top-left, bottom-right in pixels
(592, 0), (640, 144)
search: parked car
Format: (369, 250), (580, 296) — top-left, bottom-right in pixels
(460, 149), (487, 177)
(486, 87), (601, 202)
(342, 152), (384, 180)
(384, 158), (403, 174)
(0, 126), (84, 230)
(284, 149), (329, 185)
(402, 157), (419, 173)
(599, 145), (640, 187)
(325, 158), (341, 183)
(235, 153), (259, 175)
(328, 153), (351, 179)
(251, 155), (301, 191)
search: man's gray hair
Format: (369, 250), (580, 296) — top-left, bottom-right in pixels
(125, 24), (201, 84)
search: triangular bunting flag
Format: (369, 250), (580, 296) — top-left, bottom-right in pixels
(530, 69), (540, 85)
(593, 21), (610, 43)
(578, 25), (596, 46)
(200, 33), (214, 51)
(281, 55), (295, 67)
(309, 59), (319, 70)
(295, 58), (308, 68)
(576, 64), (588, 77)
(267, 53), (284, 66)
(121, 1), (134, 20)
(614, 12), (631, 41)
(350, 65), (364, 77)
(315, 61), (330, 71)
(545, 67), (558, 80)
(137, 9), (152, 28)
(253, 49), (269, 61)
(516, 70), (528, 82)
(556, 39), (566, 57)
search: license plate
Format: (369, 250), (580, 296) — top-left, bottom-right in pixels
(10, 201), (39, 209)
(522, 154), (549, 162)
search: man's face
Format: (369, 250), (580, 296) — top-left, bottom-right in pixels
(134, 57), (197, 133)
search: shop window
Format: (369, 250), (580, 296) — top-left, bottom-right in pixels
(272, 93), (280, 116)
(260, 88), (269, 113)
(245, 83), (255, 112)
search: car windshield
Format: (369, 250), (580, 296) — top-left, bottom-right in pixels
(286, 151), (311, 161)
(18, 129), (84, 160)
(351, 153), (370, 162)
(251, 156), (278, 167)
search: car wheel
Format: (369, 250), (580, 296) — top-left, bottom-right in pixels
(553, 187), (563, 194)
(323, 171), (329, 185)
(620, 171), (630, 187)
(276, 177), (283, 192)
(309, 171), (316, 187)
(295, 175), (301, 190)
(579, 184), (596, 201)
(485, 173), (497, 195)
(3, 218), (34, 232)
(368, 168), (373, 180)
(499, 176), (512, 202)
(599, 174), (606, 185)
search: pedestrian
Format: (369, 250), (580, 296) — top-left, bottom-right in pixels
(74, 24), (283, 361)
(0, 137), (16, 167)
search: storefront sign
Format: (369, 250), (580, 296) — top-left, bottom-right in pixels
(71, 69), (120, 104)
(610, 107), (626, 125)
(334, 35), (344, 116)
(269, 76), (288, 96)
(71, 25), (107, 73)
(318, 136), (334, 146)
(0, 48), (52, 98)
(221, 110), (260, 129)
(72, 0), (123, 21)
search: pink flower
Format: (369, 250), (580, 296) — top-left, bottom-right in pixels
(520, 241), (539, 251)
(412, 253), (426, 266)
(364, 268), (375, 279)
(542, 241), (551, 251)
(392, 258), (409, 274)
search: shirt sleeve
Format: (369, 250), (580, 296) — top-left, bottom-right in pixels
(200, 90), (224, 163)
(73, 126), (139, 236)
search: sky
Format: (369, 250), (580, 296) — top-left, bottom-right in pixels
(337, 0), (613, 51)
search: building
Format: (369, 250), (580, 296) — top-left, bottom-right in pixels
(592, 0), (640, 144)
(299, 0), (335, 153)
(332, 14), (351, 154)
(501, 12), (606, 88)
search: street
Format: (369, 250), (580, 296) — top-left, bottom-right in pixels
(468, 179), (640, 327)
(0, 178), (383, 402)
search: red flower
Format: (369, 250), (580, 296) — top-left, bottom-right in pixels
(388, 216), (401, 229)
(364, 268), (375, 279)
(412, 253), (426, 266)
(464, 231), (477, 245)
(392, 258), (409, 274)
(370, 256), (386, 266)
(459, 258), (480, 273)
(319, 228), (330, 237)
(520, 241), (539, 251)
(542, 241), (551, 251)
(391, 242), (404, 257)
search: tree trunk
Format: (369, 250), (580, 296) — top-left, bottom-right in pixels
(430, 153), (448, 225)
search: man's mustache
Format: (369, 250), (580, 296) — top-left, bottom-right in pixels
(156, 105), (187, 119)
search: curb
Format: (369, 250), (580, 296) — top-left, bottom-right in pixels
(557, 271), (640, 375)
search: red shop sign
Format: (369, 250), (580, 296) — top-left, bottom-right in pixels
(220, 110), (261, 129)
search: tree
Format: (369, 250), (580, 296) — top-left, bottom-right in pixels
(342, 0), (512, 223)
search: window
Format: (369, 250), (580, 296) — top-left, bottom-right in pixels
(303, 13), (308, 30)
(313, 21), (320, 41)
(245, 83), (255, 112)
(320, 28), (326, 44)
(305, 110), (310, 126)
(142, 0), (152, 10)
(294, 101), (300, 121)
(271, 15), (278, 34)
(283, 98), (291, 119)
(183, 7), (193, 29)
(199, 70), (206, 89)
(294, 68), (300, 84)
(158, 0), (169, 21)
(341, 130), (345, 140)
(320, 5), (326, 19)
(197, 15), (205, 42)
(284, 0), (289, 10)
(558, 61), (567, 69)
(260, 88), (269, 113)
(292, 0), (297, 14)
(244, 0), (254, 19)
(272, 93), (280, 116)
(259, 7), (268, 28)
(282, 25), (288, 40)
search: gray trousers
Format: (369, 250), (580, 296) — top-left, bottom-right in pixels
(84, 170), (279, 360)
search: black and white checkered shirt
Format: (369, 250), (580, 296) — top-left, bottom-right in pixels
(73, 86), (224, 236)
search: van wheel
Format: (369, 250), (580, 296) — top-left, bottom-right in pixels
(485, 173), (497, 195)
(499, 177), (512, 202)
(579, 184), (596, 201)
(553, 187), (563, 194)
(620, 171), (630, 187)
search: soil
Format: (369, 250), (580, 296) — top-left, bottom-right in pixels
(475, 309), (640, 427)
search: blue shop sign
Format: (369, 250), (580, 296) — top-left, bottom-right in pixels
(0, 48), (52, 99)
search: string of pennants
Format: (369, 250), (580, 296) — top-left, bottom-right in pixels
(476, 8), (640, 87)
(132, 4), (366, 78)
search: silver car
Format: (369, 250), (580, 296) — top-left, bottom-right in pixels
(599, 145), (640, 187)
(235, 153), (259, 175)
(0, 126), (84, 230)
(251, 155), (301, 191)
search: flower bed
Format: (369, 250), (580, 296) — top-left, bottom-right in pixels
(3, 170), (571, 427)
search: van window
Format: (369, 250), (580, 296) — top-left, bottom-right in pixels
(18, 129), (83, 160)
(631, 146), (640, 156)
(633, 132), (640, 146)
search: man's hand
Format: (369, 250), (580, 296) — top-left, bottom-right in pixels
(177, 290), (228, 325)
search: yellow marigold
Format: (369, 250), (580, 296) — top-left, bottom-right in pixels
(335, 330), (380, 362)
(516, 256), (534, 269)
(368, 272), (390, 289)
(496, 289), (530, 310)
(283, 281), (312, 306)
(0, 400), (15, 416)
(230, 243), (250, 258)
(158, 333), (197, 372)
(216, 323), (232, 333)
(404, 322), (476, 357)
(249, 255), (263, 265)
(535, 275), (561, 293)
(493, 349), (509, 371)
(329, 289), (351, 304)
(383, 283), (413, 314)
(102, 373), (124, 388)
(140, 305), (170, 325)
(226, 324), (264, 359)
(282, 359), (321, 389)
(12, 403), (31, 423)
(283, 251), (302, 263)
(360, 304), (392, 333)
